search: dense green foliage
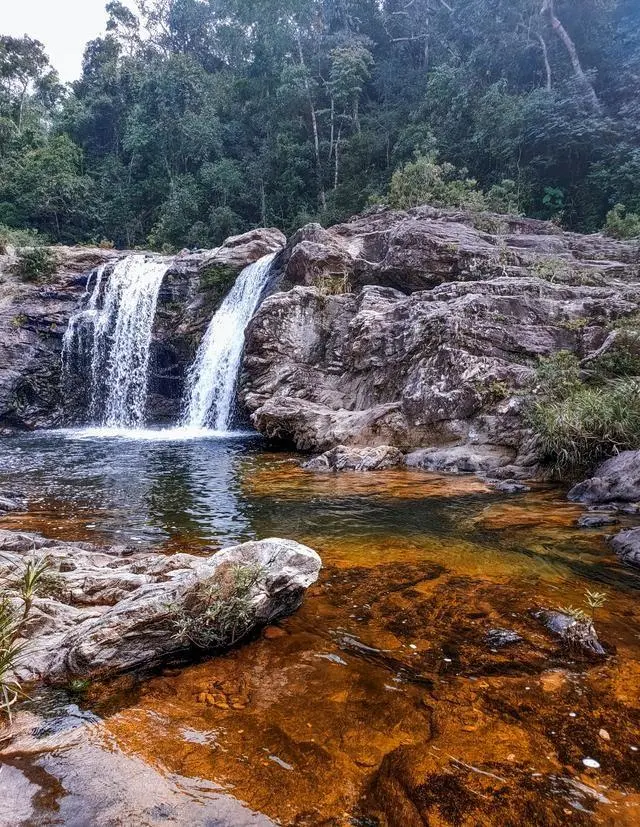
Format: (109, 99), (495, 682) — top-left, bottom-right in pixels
(531, 340), (640, 476)
(1, 0), (639, 249)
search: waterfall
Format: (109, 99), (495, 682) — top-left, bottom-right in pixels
(183, 253), (275, 431)
(63, 255), (169, 429)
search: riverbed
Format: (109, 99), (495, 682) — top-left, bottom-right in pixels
(0, 431), (639, 825)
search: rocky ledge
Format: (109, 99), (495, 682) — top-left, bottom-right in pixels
(242, 206), (639, 477)
(0, 529), (321, 683)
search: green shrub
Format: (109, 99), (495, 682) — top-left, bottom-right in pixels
(535, 351), (582, 400)
(530, 379), (640, 476)
(389, 154), (486, 211)
(0, 225), (45, 254)
(13, 248), (57, 283)
(590, 330), (640, 381)
(171, 563), (263, 650)
(0, 557), (51, 720)
(485, 179), (521, 216)
(199, 263), (238, 305)
(604, 204), (640, 240)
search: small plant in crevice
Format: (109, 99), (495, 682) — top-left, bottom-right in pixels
(0, 557), (51, 721)
(171, 563), (264, 651)
(559, 589), (608, 625)
(316, 273), (352, 296)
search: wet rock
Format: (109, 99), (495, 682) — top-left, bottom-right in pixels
(406, 445), (516, 475)
(303, 445), (404, 472)
(489, 479), (531, 494)
(0, 229), (284, 430)
(0, 492), (24, 512)
(485, 628), (523, 648)
(536, 610), (606, 657)
(0, 529), (321, 682)
(569, 451), (640, 505)
(609, 527), (640, 568)
(577, 514), (620, 529)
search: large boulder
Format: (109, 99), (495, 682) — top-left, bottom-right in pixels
(278, 206), (639, 294)
(609, 527), (640, 568)
(568, 451), (640, 504)
(0, 530), (321, 682)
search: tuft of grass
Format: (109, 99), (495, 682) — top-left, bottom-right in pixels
(530, 377), (640, 477)
(171, 563), (264, 650)
(12, 248), (57, 283)
(316, 274), (352, 295)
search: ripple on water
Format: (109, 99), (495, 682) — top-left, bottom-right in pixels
(0, 433), (639, 824)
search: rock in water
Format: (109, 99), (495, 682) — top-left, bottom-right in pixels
(0, 530), (321, 682)
(577, 514), (620, 529)
(609, 527), (640, 568)
(569, 451), (640, 505)
(303, 445), (404, 472)
(537, 610), (606, 657)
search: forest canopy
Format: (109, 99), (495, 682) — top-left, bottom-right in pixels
(0, 0), (639, 249)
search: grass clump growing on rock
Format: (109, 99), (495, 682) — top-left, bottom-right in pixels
(172, 563), (264, 650)
(12, 248), (57, 283)
(199, 264), (238, 303)
(530, 364), (640, 477)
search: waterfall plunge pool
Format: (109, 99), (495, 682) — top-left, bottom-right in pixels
(1, 431), (639, 825)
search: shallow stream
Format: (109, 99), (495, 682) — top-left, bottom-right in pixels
(0, 431), (639, 825)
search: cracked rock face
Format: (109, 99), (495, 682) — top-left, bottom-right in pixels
(242, 207), (639, 467)
(0, 530), (321, 682)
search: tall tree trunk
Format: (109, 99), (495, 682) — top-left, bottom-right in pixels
(541, 0), (601, 113)
(295, 32), (326, 212)
(537, 34), (552, 91)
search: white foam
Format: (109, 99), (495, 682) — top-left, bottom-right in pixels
(55, 426), (252, 442)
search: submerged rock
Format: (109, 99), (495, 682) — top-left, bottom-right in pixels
(303, 445), (404, 472)
(485, 628), (523, 648)
(609, 527), (640, 568)
(536, 610), (606, 657)
(0, 530), (321, 682)
(577, 513), (620, 529)
(569, 451), (640, 505)
(406, 445), (516, 475)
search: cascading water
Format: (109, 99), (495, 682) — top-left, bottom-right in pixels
(63, 255), (169, 429)
(183, 253), (276, 431)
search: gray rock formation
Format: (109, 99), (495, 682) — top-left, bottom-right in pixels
(275, 206), (638, 293)
(303, 444), (404, 472)
(0, 529), (321, 682)
(0, 228), (284, 430)
(609, 527), (640, 568)
(569, 451), (640, 505)
(241, 207), (639, 469)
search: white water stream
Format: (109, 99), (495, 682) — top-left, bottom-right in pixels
(182, 253), (275, 431)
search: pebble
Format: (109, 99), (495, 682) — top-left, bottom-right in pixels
(582, 758), (601, 769)
(599, 729), (611, 741)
